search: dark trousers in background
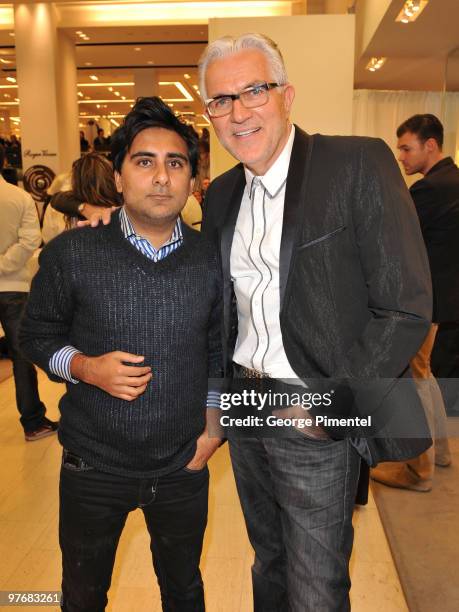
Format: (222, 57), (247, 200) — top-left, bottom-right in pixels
(59, 452), (208, 612)
(432, 321), (459, 414)
(229, 435), (360, 612)
(0, 292), (46, 432)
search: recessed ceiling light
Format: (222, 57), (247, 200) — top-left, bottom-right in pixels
(134, 47), (141, 52)
(192, 85), (198, 90)
(9, 33), (14, 37)
(108, 87), (113, 92)
(89, 75), (98, 81)
(85, 62), (92, 66)
(78, 92), (83, 97)
(121, 96), (126, 100)
(184, 74), (191, 79)
(0, 59), (12, 65)
(85, 96), (90, 100)
(4, 93), (10, 98)
(396, 0), (429, 23)
(147, 61), (154, 65)
(76, 31), (83, 35)
(114, 91), (120, 97)
(6, 77), (16, 83)
(365, 57), (386, 72)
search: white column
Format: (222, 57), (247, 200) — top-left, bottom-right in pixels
(14, 2), (79, 203)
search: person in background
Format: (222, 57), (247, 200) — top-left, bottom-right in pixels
(0, 144), (57, 441)
(372, 114), (456, 492)
(93, 128), (109, 151)
(79, 130), (89, 153)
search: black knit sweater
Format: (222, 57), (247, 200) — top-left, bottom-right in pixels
(20, 211), (222, 477)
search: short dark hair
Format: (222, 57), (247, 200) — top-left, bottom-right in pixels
(111, 96), (199, 177)
(396, 114), (443, 149)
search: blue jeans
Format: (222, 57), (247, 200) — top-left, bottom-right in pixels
(229, 434), (360, 612)
(0, 292), (46, 432)
(59, 451), (208, 612)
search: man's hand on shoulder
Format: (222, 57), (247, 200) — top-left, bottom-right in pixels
(70, 351), (152, 400)
(77, 204), (119, 227)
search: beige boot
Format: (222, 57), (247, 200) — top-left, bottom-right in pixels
(371, 460), (432, 492)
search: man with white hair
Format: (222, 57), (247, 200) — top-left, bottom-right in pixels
(200, 33), (432, 611)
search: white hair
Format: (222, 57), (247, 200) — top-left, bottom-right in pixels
(198, 33), (288, 101)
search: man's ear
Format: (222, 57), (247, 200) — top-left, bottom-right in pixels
(283, 83), (295, 115)
(425, 137), (438, 154)
(114, 171), (123, 194)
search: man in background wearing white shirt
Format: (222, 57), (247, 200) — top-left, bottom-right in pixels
(0, 145), (57, 441)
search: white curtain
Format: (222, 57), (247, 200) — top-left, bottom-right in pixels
(353, 90), (459, 184)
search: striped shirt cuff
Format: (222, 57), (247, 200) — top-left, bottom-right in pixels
(49, 346), (82, 384)
(207, 390), (222, 409)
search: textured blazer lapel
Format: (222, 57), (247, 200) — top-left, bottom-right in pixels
(221, 168), (245, 338)
(279, 127), (314, 312)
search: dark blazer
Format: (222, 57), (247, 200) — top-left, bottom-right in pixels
(203, 127), (433, 466)
(410, 157), (459, 322)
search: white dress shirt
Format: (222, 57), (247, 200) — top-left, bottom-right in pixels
(231, 125), (299, 379)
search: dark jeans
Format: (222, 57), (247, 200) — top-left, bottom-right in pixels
(229, 434), (360, 612)
(59, 450), (208, 612)
(0, 291), (46, 431)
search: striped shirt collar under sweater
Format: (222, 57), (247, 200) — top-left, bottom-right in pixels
(119, 206), (183, 262)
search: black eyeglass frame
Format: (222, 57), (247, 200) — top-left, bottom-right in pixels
(205, 82), (281, 117)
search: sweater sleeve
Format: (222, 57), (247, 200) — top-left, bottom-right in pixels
(19, 241), (77, 383)
(0, 193), (42, 276)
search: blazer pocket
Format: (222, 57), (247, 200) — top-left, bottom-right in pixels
(296, 225), (346, 250)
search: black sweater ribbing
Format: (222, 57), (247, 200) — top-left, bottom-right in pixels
(20, 211), (222, 477)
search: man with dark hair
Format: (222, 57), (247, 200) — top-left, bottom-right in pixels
(20, 97), (222, 611)
(372, 113), (458, 491)
(0, 144), (57, 441)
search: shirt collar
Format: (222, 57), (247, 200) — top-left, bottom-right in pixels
(119, 206), (183, 246)
(244, 124), (295, 199)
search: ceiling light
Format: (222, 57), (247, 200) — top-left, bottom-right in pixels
(114, 91), (120, 96)
(76, 31), (83, 35)
(134, 47), (141, 51)
(159, 81), (194, 102)
(108, 87), (113, 92)
(147, 61), (154, 65)
(89, 75), (98, 81)
(85, 62), (93, 66)
(96, 104), (100, 108)
(9, 33), (14, 37)
(396, 0), (429, 23)
(6, 76), (16, 83)
(121, 96), (126, 100)
(0, 59), (12, 65)
(77, 82), (133, 87)
(365, 57), (386, 72)
(184, 74), (191, 79)
(4, 93), (10, 98)
(192, 85), (198, 90)
(78, 92), (83, 97)
(85, 96), (90, 100)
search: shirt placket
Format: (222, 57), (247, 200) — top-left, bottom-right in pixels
(249, 179), (271, 372)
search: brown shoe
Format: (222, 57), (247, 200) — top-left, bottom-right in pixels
(25, 420), (58, 442)
(370, 463), (432, 492)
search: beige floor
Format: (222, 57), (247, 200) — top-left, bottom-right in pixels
(0, 370), (408, 611)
